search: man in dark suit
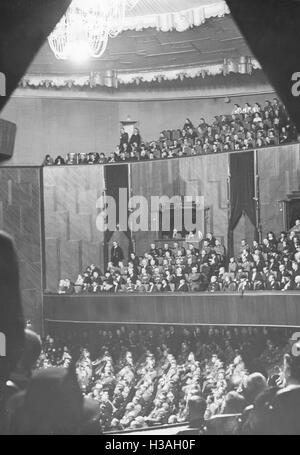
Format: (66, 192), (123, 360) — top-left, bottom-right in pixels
(119, 127), (129, 151)
(176, 278), (189, 292)
(266, 274), (280, 291)
(241, 347), (300, 435)
(129, 127), (141, 148)
(111, 241), (124, 267)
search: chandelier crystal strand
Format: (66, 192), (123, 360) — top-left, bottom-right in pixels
(48, 0), (140, 60)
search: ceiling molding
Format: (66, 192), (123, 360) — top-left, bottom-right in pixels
(13, 71), (274, 103)
(123, 0), (230, 32)
(20, 57), (261, 91)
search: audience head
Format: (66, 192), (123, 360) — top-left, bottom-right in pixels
(242, 372), (268, 405)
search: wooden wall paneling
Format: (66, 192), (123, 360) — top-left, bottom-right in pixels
(0, 167), (42, 332)
(43, 166), (105, 292)
(258, 144), (300, 236)
(44, 293), (300, 327)
(130, 159), (181, 255)
(44, 238), (60, 292)
(130, 154), (229, 256)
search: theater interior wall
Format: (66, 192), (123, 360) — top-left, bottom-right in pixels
(0, 74), (275, 166)
(258, 144), (300, 236)
(0, 167), (43, 331)
(0, 144), (299, 331)
(130, 154), (229, 255)
(43, 165), (105, 293)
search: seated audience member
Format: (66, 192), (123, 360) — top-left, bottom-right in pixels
(208, 275), (220, 292)
(241, 373), (268, 406)
(221, 391), (246, 414)
(54, 155), (65, 166)
(87, 153), (96, 165)
(186, 266), (202, 292)
(57, 279), (74, 295)
(221, 274), (237, 292)
(65, 153), (76, 165)
(134, 279), (147, 293)
(46, 97), (297, 165)
(249, 267), (265, 290)
(35, 325), (299, 433)
(78, 152), (88, 164)
(176, 278), (189, 292)
(55, 224), (299, 295)
(177, 396), (207, 435)
(43, 155), (54, 166)
(242, 347), (300, 434)
(139, 148), (149, 160)
(290, 219), (300, 233)
(98, 152), (107, 164)
(161, 279), (171, 292)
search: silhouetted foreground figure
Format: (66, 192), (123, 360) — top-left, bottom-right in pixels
(242, 344), (300, 434)
(0, 230), (101, 435)
(7, 366), (101, 435)
(176, 396), (206, 435)
(10, 328), (42, 390)
(0, 231), (25, 433)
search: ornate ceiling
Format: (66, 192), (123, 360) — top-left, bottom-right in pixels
(129, 0), (226, 15)
(21, 1), (259, 89)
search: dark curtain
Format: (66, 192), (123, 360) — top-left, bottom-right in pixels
(103, 164), (132, 267)
(0, 1), (71, 113)
(226, 0), (300, 133)
(0, 119), (16, 160)
(228, 151), (257, 256)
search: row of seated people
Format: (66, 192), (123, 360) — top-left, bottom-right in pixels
(56, 225), (300, 294)
(42, 98), (298, 166)
(38, 324), (299, 434)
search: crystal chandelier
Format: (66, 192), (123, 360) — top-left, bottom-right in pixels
(48, 0), (140, 60)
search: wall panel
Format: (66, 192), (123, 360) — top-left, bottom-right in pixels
(0, 167), (42, 331)
(130, 154), (229, 255)
(43, 166), (105, 292)
(44, 292), (300, 327)
(258, 144), (300, 236)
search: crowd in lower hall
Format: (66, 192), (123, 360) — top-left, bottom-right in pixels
(38, 325), (294, 433)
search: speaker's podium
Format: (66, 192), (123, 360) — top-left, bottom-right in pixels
(0, 118), (16, 160)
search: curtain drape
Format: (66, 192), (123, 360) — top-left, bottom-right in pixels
(228, 151), (257, 256)
(104, 164), (133, 267)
